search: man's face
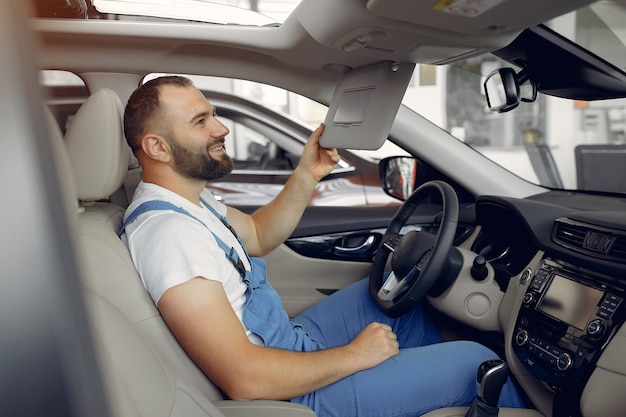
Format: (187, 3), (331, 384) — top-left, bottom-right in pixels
(159, 85), (233, 181)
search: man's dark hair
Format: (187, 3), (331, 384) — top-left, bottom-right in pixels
(123, 75), (193, 152)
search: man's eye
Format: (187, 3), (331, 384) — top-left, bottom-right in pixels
(212, 108), (218, 117)
(196, 118), (205, 125)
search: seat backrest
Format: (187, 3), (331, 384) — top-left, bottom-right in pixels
(64, 88), (228, 417)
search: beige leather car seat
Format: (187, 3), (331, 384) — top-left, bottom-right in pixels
(63, 88), (314, 417)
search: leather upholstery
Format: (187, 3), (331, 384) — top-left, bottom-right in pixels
(65, 88), (129, 203)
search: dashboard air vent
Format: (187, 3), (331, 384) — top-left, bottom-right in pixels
(554, 221), (587, 247)
(553, 218), (626, 264)
(609, 238), (626, 258)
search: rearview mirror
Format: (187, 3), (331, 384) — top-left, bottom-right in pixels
(379, 156), (417, 201)
(484, 68), (537, 113)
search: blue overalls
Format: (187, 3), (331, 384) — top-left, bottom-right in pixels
(120, 200), (525, 417)
(119, 199), (320, 352)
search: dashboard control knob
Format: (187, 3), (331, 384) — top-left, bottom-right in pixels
(515, 329), (529, 346)
(471, 255), (488, 281)
(523, 292), (534, 306)
(587, 319), (606, 338)
(557, 352), (573, 371)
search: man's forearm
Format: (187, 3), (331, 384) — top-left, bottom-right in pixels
(225, 343), (358, 401)
(248, 166), (318, 255)
(229, 124), (338, 256)
(223, 321), (398, 400)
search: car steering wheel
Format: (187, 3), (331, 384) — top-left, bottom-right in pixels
(369, 180), (459, 317)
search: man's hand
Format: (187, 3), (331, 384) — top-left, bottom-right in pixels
(345, 322), (400, 371)
(298, 124), (341, 182)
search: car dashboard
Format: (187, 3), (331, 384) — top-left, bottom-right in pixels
(472, 192), (626, 416)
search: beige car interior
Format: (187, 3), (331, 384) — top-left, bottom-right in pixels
(34, 0), (626, 415)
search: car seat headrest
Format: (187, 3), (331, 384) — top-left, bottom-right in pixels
(65, 88), (129, 204)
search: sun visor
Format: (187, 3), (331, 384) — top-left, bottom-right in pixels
(320, 61), (415, 150)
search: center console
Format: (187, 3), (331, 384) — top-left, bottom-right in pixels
(513, 257), (625, 415)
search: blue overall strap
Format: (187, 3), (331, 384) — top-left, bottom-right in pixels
(118, 200), (247, 279)
(200, 197), (241, 241)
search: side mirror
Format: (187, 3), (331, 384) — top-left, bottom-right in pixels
(484, 68), (537, 113)
(379, 156), (417, 201)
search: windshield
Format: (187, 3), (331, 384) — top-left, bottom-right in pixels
(400, 1), (626, 195)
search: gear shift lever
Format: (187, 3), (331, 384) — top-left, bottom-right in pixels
(478, 359), (509, 406)
(465, 359), (509, 417)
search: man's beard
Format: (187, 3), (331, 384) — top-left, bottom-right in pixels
(166, 136), (234, 181)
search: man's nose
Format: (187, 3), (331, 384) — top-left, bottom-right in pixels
(211, 118), (230, 137)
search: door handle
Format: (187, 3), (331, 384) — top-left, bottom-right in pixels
(333, 234), (377, 256)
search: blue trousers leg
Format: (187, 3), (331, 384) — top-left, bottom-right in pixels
(290, 279), (525, 417)
(292, 278), (443, 349)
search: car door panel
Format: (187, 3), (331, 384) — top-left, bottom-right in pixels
(254, 204), (454, 316)
(265, 245), (372, 317)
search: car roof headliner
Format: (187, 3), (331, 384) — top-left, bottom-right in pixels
(33, 0), (623, 103)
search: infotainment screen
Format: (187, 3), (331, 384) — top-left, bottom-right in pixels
(537, 274), (604, 330)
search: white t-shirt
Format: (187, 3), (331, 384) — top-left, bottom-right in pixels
(122, 181), (261, 344)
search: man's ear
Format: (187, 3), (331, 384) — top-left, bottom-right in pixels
(141, 134), (171, 162)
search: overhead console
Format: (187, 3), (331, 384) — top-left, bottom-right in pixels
(297, 0), (596, 64)
(513, 257), (625, 416)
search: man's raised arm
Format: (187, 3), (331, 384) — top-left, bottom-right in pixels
(227, 124), (340, 257)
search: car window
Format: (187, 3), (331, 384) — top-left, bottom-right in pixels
(219, 114), (300, 172)
(403, 59), (548, 183)
(40, 70), (88, 134)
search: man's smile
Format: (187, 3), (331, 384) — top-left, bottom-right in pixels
(208, 141), (226, 154)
